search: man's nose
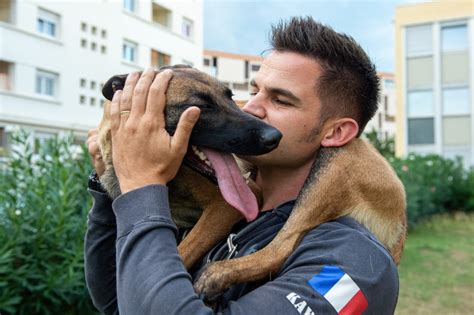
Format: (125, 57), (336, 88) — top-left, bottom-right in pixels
(242, 97), (266, 120)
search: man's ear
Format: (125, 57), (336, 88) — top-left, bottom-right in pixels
(320, 118), (359, 147)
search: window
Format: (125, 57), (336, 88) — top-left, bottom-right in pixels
(442, 24), (468, 52)
(182, 17), (194, 39)
(406, 24), (432, 56)
(233, 82), (248, 90)
(91, 26), (97, 35)
(101, 45), (107, 54)
(152, 3), (171, 28)
(81, 22), (87, 31)
(442, 52), (469, 85)
(90, 97), (96, 106)
(245, 61), (249, 79)
(251, 64), (260, 71)
(37, 8), (60, 38)
(0, 127), (5, 148)
(408, 118), (435, 145)
(443, 117), (471, 145)
(407, 57), (433, 89)
(91, 42), (97, 51)
(90, 81), (96, 90)
(384, 95), (388, 112)
(36, 70), (58, 97)
(123, 40), (137, 63)
(212, 57), (217, 67)
(80, 78), (86, 87)
(443, 88), (470, 115)
(81, 38), (87, 48)
(123, 0), (136, 12)
(384, 79), (394, 88)
(407, 90), (433, 117)
(101, 29), (107, 38)
(203, 58), (210, 66)
(79, 95), (86, 105)
(151, 49), (170, 68)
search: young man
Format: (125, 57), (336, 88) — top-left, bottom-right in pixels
(85, 17), (398, 314)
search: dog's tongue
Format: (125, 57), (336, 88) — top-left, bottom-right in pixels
(202, 148), (258, 222)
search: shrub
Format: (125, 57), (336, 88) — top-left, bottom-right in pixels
(388, 154), (473, 226)
(0, 131), (97, 315)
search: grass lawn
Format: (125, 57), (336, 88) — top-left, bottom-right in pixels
(395, 213), (474, 315)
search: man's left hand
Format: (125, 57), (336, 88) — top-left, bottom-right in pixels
(109, 68), (201, 194)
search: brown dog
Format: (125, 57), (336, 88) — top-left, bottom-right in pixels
(98, 66), (407, 299)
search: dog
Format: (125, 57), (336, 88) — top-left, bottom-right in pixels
(99, 66), (407, 299)
(99, 65), (282, 269)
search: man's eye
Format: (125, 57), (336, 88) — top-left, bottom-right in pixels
(249, 92), (257, 97)
(275, 99), (292, 106)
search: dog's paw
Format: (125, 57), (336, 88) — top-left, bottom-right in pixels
(194, 262), (233, 301)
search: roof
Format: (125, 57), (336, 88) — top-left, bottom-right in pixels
(203, 49), (263, 62)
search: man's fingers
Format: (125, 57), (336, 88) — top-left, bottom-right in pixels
(119, 72), (139, 125)
(110, 90), (122, 133)
(171, 107), (200, 153)
(129, 68), (155, 120)
(145, 69), (173, 126)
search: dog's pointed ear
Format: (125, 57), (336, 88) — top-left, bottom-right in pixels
(102, 74), (128, 101)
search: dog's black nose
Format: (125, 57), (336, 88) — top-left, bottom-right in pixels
(260, 128), (282, 151)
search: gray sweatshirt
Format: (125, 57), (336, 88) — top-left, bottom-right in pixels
(85, 184), (399, 315)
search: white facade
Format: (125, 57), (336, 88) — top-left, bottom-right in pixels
(364, 73), (397, 139)
(0, 0), (203, 149)
(203, 50), (262, 102)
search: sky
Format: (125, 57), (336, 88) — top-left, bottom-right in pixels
(203, 0), (428, 73)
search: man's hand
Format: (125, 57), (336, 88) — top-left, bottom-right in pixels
(86, 128), (105, 177)
(110, 68), (200, 194)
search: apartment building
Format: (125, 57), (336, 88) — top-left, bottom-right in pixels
(0, 0), (203, 152)
(203, 50), (262, 102)
(365, 72), (396, 139)
(395, 0), (473, 166)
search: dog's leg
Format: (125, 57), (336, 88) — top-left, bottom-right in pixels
(178, 200), (242, 270)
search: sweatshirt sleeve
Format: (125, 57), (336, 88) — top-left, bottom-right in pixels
(112, 185), (398, 315)
(84, 189), (119, 315)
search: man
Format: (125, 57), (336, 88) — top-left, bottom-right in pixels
(85, 17), (398, 314)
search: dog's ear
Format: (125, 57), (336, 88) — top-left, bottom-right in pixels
(102, 74), (128, 101)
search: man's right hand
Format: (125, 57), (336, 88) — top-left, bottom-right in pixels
(86, 128), (105, 177)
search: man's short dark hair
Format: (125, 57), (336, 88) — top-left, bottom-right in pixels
(270, 16), (380, 136)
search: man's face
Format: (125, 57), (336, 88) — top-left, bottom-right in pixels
(241, 51), (326, 168)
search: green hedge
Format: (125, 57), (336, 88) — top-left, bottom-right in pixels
(390, 154), (474, 226)
(0, 131), (97, 315)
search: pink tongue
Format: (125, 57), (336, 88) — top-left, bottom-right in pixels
(202, 148), (259, 222)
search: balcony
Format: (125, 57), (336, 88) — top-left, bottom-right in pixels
(151, 49), (170, 68)
(0, 0), (15, 23)
(152, 3), (171, 29)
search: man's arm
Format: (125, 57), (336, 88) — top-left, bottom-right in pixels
(113, 185), (398, 315)
(84, 188), (119, 315)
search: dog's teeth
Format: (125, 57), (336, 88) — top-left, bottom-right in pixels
(197, 151), (207, 161)
(243, 172), (251, 179)
(205, 160), (211, 167)
(192, 146), (199, 154)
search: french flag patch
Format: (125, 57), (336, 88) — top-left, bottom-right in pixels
(308, 265), (368, 315)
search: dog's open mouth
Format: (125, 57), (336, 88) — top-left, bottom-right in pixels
(183, 146), (259, 222)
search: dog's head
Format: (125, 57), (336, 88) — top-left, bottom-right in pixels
(102, 65), (282, 155)
(102, 65), (282, 221)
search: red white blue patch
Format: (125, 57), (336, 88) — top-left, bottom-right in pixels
(307, 265), (368, 315)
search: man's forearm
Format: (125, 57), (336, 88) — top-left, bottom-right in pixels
(84, 189), (119, 315)
(112, 185), (213, 315)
